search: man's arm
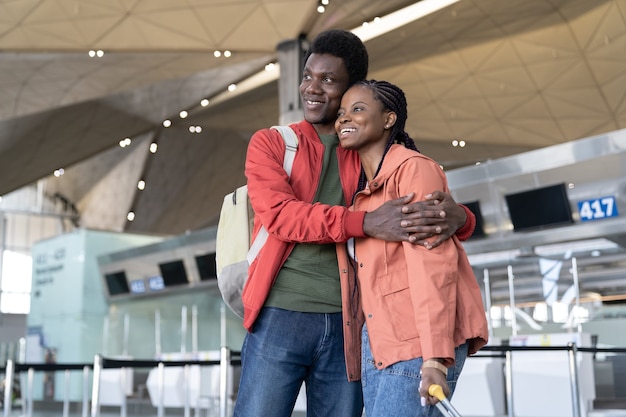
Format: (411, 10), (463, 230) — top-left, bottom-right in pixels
(363, 191), (475, 249)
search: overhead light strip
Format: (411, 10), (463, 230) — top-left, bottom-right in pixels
(351, 0), (460, 42)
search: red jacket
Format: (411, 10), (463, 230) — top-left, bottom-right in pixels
(243, 121), (477, 331)
(338, 145), (489, 381)
(243, 120), (364, 330)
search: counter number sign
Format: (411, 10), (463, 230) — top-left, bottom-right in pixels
(577, 196), (618, 222)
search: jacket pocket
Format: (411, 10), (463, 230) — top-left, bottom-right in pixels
(379, 272), (419, 342)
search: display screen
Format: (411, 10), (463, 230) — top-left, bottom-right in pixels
(158, 260), (189, 286)
(195, 253), (217, 281)
(505, 183), (574, 231)
(461, 200), (486, 238)
(104, 271), (129, 296)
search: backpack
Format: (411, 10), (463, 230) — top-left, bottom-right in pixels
(215, 126), (298, 319)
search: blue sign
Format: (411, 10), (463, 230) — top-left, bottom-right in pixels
(577, 196), (619, 222)
(130, 279), (146, 294)
(148, 276), (165, 291)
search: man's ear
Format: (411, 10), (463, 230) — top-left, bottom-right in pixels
(385, 111), (397, 129)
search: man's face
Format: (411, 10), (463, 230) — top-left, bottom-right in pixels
(299, 53), (350, 135)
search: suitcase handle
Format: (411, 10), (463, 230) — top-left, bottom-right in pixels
(428, 384), (463, 417)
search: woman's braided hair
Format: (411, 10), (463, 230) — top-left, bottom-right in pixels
(354, 80), (419, 194)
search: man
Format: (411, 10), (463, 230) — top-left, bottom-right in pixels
(233, 29), (475, 417)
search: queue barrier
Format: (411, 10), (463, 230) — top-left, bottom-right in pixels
(2, 344), (626, 417)
(2, 347), (241, 417)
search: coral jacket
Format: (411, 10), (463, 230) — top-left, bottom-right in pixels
(338, 145), (489, 382)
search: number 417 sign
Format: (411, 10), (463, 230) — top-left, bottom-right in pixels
(577, 196), (619, 222)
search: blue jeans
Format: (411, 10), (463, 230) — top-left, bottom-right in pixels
(233, 307), (363, 417)
(361, 325), (468, 417)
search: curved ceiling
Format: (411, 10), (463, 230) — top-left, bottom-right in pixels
(0, 0), (624, 235)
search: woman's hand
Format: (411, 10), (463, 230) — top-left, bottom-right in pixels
(419, 366), (449, 407)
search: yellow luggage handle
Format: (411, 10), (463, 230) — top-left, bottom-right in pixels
(428, 384), (463, 417)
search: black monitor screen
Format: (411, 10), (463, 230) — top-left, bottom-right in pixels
(461, 201), (486, 238)
(104, 271), (129, 296)
(158, 260), (189, 286)
(505, 183), (574, 232)
(195, 253), (217, 281)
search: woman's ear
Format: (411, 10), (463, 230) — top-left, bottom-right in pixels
(384, 111), (397, 129)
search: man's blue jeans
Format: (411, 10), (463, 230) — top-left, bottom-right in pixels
(233, 307), (363, 417)
(361, 325), (468, 417)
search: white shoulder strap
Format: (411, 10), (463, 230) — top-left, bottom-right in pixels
(247, 126), (299, 264)
(271, 125), (299, 176)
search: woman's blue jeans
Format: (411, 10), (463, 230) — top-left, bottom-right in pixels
(233, 307), (363, 417)
(361, 325), (468, 417)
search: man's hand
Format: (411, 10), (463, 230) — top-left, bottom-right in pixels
(405, 191), (467, 249)
(362, 191), (467, 248)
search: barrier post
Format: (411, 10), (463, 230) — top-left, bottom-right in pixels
(157, 362), (165, 417)
(82, 365), (90, 417)
(63, 369), (70, 417)
(567, 343), (582, 417)
(505, 350), (514, 417)
(27, 367), (34, 417)
(120, 367), (127, 417)
(91, 354), (102, 417)
(183, 364), (191, 417)
(219, 346), (231, 417)
(3, 359), (14, 417)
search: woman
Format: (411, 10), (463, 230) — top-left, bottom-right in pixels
(335, 80), (489, 416)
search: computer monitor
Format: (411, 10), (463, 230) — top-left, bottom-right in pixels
(104, 271), (130, 296)
(505, 183), (574, 231)
(195, 253), (217, 281)
(158, 260), (189, 286)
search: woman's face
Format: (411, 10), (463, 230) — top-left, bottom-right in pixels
(335, 84), (394, 152)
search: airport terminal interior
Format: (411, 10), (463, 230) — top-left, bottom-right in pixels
(0, 0), (625, 416)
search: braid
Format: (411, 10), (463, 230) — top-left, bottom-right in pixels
(354, 80), (419, 196)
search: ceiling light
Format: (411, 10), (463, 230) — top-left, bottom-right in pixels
(452, 140), (459, 147)
(214, 51), (221, 58)
(224, 50), (232, 57)
(200, 99), (209, 107)
(459, 140), (466, 147)
(150, 143), (158, 153)
(321, 0), (329, 4)
(163, 120), (172, 128)
(127, 212), (135, 221)
(317, 5), (325, 13)
(228, 84), (237, 92)
(179, 110), (188, 119)
(265, 63), (275, 71)
(53, 168), (65, 177)
(137, 180), (145, 190)
(119, 138), (131, 148)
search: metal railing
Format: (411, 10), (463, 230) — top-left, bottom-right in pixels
(2, 344), (626, 417)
